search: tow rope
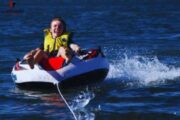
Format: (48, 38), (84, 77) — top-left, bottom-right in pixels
(56, 83), (78, 120)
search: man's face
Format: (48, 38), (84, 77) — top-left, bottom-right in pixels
(50, 20), (63, 38)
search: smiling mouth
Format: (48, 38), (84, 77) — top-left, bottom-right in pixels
(54, 30), (60, 33)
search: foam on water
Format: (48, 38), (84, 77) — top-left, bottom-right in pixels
(70, 90), (95, 110)
(69, 89), (95, 120)
(107, 55), (180, 85)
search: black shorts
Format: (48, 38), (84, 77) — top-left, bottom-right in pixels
(48, 50), (58, 57)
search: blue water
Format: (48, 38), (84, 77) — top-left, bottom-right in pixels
(0, 0), (180, 120)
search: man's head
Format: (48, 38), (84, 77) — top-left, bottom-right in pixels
(50, 18), (65, 38)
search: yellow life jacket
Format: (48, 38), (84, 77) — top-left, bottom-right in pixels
(43, 29), (70, 53)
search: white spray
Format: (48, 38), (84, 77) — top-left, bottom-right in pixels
(107, 55), (180, 85)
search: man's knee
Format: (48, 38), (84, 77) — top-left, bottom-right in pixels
(35, 48), (41, 51)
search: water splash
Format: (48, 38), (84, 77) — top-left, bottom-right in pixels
(70, 89), (95, 110)
(68, 89), (95, 120)
(107, 55), (180, 85)
(76, 109), (95, 120)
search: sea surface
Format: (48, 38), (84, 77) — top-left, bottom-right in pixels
(0, 0), (180, 120)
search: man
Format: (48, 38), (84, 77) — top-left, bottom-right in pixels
(24, 17), (80, 69)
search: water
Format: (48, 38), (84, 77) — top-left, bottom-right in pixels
(0, 0), (180, 120)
